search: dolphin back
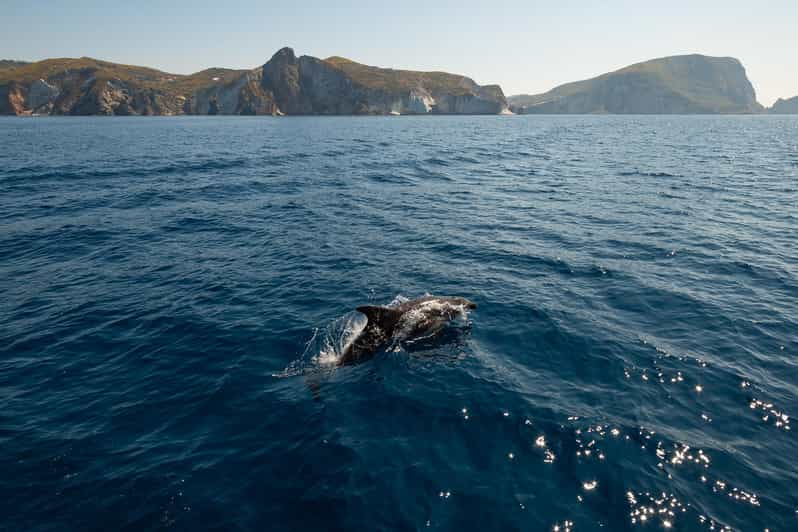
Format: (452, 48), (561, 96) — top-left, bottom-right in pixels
(356, 305), (404, 331)
(340, 298), (475, 366)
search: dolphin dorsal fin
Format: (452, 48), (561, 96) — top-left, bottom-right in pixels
(356, 305), (403, 330)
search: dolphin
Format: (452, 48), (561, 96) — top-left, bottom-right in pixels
(338, 295), (477, 366)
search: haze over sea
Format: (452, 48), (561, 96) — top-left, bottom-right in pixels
(1, 115), (796, 531)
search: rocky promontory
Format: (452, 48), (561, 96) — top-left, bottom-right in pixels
(509, 55), (763, 114)
(768, 96), (798, 114)
(0, 48), (508, 116)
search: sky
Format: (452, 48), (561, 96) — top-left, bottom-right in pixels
(2, 0), (796, 106)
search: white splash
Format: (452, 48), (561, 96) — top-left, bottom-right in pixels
(315, 313), (367, 366)
(273, 310), (366, 377)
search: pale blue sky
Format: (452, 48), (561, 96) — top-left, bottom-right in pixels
(2, 0), (796, 105)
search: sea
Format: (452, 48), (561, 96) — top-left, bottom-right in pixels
(1, 115), (796, 531)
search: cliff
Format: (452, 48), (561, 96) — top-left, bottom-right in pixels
(509, 55), (763, 114)
(769, 96), (798, 114)
(322, 54), (508, 114)
(0, 49), (507, 116)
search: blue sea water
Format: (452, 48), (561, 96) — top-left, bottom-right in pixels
(0, 115), (797, 531)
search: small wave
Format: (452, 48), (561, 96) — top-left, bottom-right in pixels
(424, 157), (451, 167)
(2, 157), (251, 184)
(366, 172), (414, 185)
(618, 170), (682, 178)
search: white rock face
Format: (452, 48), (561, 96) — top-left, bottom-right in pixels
(192, 72), (251, 114)
(188, 69), (278, 115)
(382, 89), (510, 115)
(26, 79), (60, 111)
(405, 90), (435, 114)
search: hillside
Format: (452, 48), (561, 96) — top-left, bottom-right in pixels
(324, 56), (504, 100)
(509, 55), (763, 114)
(0, 49), (508, 116)
(0, 60), (30, 74)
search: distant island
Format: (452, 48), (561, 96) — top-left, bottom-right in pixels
(769, 96), (798, 114)
(1, 50), (795, 116)
(509, 55), (764, 114)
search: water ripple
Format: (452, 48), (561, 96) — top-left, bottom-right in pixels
(0, 115), (796, 530)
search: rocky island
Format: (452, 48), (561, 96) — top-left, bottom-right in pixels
(3, 51), (790, 117)
(0, 48), (508, 116)
(509, 55), (763, 114)
(768, 96), (798, 114)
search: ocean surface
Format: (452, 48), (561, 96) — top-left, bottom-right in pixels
(1, 115), (796, 531)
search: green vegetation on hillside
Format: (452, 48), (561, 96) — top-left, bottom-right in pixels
(0, 60), (29, 76)
(0, 57), (247, 98)
(0, 57), (172, 85)
(617, 55), (752, 111)
(324, 56), (476, 96)
(509, 54), (762, 114)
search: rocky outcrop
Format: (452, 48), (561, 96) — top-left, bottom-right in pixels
(0, 82), (26, 115)
(769, 96), (798, 114)
(262, 49), (362, 114)
(0, 49), (507, 116)
(26, 79), (60, 112)
(320, 52), (508, 115)
(257, 48), (508, 115)
(509, 55), (763, 114)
